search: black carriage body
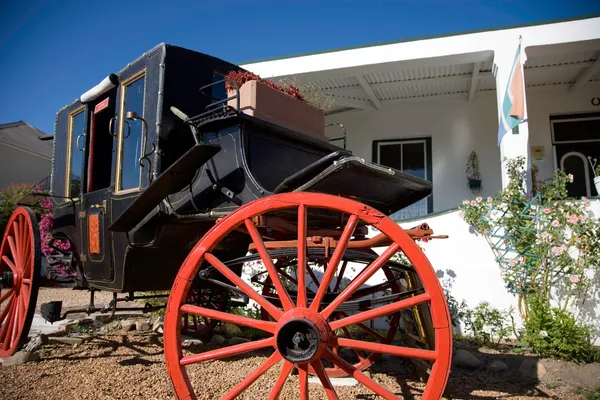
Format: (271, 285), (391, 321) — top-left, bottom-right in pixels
(49, 44), (432, 293)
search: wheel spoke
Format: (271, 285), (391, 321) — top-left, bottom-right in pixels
(333, 260), (348, 293)
(330, 292), (430, 331)
(339, 312), (387, 342)
(325, 349), (400, 399)
(11, 299), (19, 346)
(311, 214), (358, 311)
(298, 364), (309, 400)
(205, 253), (283, 320)
(268, 360), (294, 400)
(0, 289), (13, 304)
(0, 295), (15, 325)
(297, 204), (307, 308)
(332, 337), (437, 361)
(245, 219), (294, 311)
(311, 359), (339, 400)
(6, 237), (19, 271)
(306, 265), (321, 292)
(222, 351), (282, 400)
(0, 300), (16, 349)
(321, 243), (400, 319)
(180, 304), (276, 333)
(13, 221), (22, 272)
(180, 337), (274, 366)
(1, 256), (17, 273)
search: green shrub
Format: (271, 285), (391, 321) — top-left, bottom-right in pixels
(0, 183), (39, 234)
(463, 301), (512, 347)
(523, 296), (599, 364)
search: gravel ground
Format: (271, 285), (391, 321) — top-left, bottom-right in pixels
(0, 288), (598, 399)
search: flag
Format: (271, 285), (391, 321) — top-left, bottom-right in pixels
(498, 40), (527, 145)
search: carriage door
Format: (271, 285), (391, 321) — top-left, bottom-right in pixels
(81, 89), (118, 281)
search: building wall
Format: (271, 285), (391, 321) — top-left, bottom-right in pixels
(0, 144), (52, 189)
(526, 81), (600, 182)
(325, 91), (502, 213)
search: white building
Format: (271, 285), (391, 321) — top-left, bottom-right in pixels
(240, 15), (600, 341)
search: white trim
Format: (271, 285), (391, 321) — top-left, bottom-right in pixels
(569, 56), (600, 92)
(468, 62), (481, 101)
(356, 75), (382, 110)
(559, 151), (592, 196)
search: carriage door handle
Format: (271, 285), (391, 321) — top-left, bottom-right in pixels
(90, 200), (107, 214)
(108, 116), (118, 137)
(76, 134), (86, 152)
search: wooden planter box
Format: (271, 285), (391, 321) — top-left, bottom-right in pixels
(228, 80), (326, 141)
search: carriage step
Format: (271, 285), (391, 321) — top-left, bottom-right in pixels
(40, 301), (64, 323)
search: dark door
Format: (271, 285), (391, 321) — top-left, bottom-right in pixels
(81, 90), (118, 281)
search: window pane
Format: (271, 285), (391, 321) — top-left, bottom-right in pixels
(379, 144), (402, 171)
(120, 76), (145, 191)
(553, 118), (600, 142)
(69, 110), (85, 198)
(401, 142), (425, 179)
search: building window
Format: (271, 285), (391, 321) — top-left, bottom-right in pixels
(372, 137), (433, 220)
(551, 112), (600, 198)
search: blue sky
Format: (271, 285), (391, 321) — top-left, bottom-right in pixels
(1, 0), (599, 135)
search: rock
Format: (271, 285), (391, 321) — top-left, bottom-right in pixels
(152, 317), (164, 334)
(47, 336), (89, 346)
(486, 359), (508, 373)
(453, 349), (481, 369)
(95, 314), (113, 323)
(78, 318), (93, 325)
(121, 320), (136, 332)
(136, 320), (151, 331)
(213, 325), (225, 333)
(520, 358), (547, 380)
(210, 334), (226, 345)
(223, 323), (242, 336)
(24, 335), (44, 352)
(2, 351), (40, 366)
(228, 337), (251, 345)
(182, 339), (205, 347)
(59, 321), (80, 332)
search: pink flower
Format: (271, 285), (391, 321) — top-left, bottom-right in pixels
(570, 274), (580, 284)
(551, 220), (560, 228)
(487, 197), (493, 203)
(568, 215), (579, 224)
(462, 200), (469, 206)
(470, 200), (477, 206)
(476, 196), (483, 203)
(579, 215), (587, 223)
(567, 173), (574, 182)
(509, 259), (517, 267)
(543, 208), (552, 215)
(551, 246), (564, 256)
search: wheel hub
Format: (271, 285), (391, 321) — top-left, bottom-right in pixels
(276, 308), (330, 364)
(0, 270), (14, 289)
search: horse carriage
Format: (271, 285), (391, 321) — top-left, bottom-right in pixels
(0, 43), (452, 399)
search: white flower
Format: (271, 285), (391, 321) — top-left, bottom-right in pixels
(462, 199), (470, 206)
(476, 196), (483, 203)
(539, 330), (548, 338)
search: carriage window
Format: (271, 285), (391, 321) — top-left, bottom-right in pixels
(67, 108), (86, 198)
(118, 72), (146, 192)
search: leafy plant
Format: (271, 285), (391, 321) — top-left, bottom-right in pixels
(466, 151), (481, 182)
(0, 183), (40, 234)
(463, 301), (512, 347)
(523, 295), (599, 364)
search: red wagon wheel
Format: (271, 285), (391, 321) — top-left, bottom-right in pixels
(0, 207), (41, 358)
(181, 288), (225, 336)
(258, 254), (402, 378)
(164, 193), (451, 400)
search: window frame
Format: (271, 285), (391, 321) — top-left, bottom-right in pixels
(372, 137), (433, 216)
(65, 105), (86, 198)
(115, 69), (147, 194)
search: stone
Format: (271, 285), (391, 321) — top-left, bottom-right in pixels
(95, 314), (113, 323)
(223, 323), (242, 336)
(136, 320), (152, 331)
(486, 359), (508, 373)
(210, 334), (226, 345)
(152, 318), (164, 334)
(452, 349), (481, 369)
(520, 358), (547, 380)
(47, 336), (89, 346)
(59, 321), (80, 332)
(228, 337), (251, 346)
(213, 325), (225, 333)
(24, 335), (44, 352)
(182, 339), (205, 347)
(121, 320), (136, 332)
(78, 318), (93, 325)
(2, 351), (40, 366)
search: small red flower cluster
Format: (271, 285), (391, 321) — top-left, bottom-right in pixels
(225, 70), (304, 101)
